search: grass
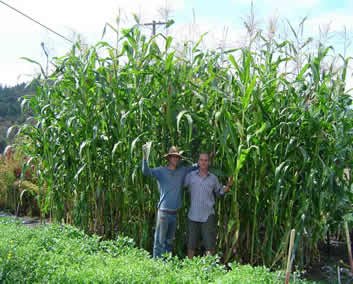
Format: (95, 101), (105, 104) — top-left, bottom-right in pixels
(0, 218), (317, 283)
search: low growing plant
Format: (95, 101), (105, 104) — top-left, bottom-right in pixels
(0, 219), (317, 283)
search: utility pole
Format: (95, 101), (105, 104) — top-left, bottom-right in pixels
(143, 20), (169, 36)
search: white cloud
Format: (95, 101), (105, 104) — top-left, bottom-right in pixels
(172, 20), (246, 50)
(0, 0), (185, 32)
(306, 13), (353, 32)
(232, 0), (323, 22)
(1, 0), (352, 87)
(0, 0), (186, 85)
(0, 61), (40, 87)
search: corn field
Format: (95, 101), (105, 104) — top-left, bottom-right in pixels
(15, 23), (353, 268)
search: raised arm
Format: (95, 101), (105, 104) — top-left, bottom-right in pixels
(142, 159), (153, 176)
(185, 163), (198, 174)
(142, 144), (160, 178)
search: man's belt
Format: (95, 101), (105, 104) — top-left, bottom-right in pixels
(159, 209), (178, 215)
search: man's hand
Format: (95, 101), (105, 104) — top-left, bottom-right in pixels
(224, 176), (233, 193)
(142, 142), (152, 160)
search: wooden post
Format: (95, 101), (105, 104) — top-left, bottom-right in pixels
(344, 221), (353, 273)
(285, 229), (296, 284)
(143, 20), (169, 36)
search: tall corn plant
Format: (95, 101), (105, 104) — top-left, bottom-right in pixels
(17, 23), (353, 268)
(212, 38), (353, 267)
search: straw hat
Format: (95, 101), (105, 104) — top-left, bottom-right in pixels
(164, 146), (184, 159)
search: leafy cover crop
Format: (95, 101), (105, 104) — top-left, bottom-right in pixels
(0, 219), (315, 283)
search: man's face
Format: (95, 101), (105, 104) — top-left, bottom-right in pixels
(168, 155), (180, 167)
(198, 154), (209, 171)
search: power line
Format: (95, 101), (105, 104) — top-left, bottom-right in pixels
(0, 0), (73, 43)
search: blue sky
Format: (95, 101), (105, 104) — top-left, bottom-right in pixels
(175, 0), (352, 28)
(0, 0), (352, 86)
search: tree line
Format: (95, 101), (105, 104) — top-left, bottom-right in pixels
(0, 82), (35, 152)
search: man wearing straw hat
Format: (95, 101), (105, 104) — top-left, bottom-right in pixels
(142, 145), (197, 259)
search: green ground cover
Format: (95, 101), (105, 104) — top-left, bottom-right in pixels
(0, 218), (316, 283)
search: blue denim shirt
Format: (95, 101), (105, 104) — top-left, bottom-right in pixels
(142, 160), (197, 210)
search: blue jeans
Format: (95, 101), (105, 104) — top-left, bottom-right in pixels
(153, 210), (177, 259)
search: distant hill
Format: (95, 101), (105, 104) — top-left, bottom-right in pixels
(0, 82), (36, 152)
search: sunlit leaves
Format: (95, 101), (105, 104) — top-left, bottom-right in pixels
(18, 24), (353, 269)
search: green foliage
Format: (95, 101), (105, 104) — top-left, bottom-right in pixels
(0, 220), (315, 283)
(0, 82), (36, 152)
(14, 22), (353, 269)
(0, 150), (40, 216)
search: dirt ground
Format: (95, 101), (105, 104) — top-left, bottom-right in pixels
(0, 210), (50, 227)
(299, 240), (353, 283)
